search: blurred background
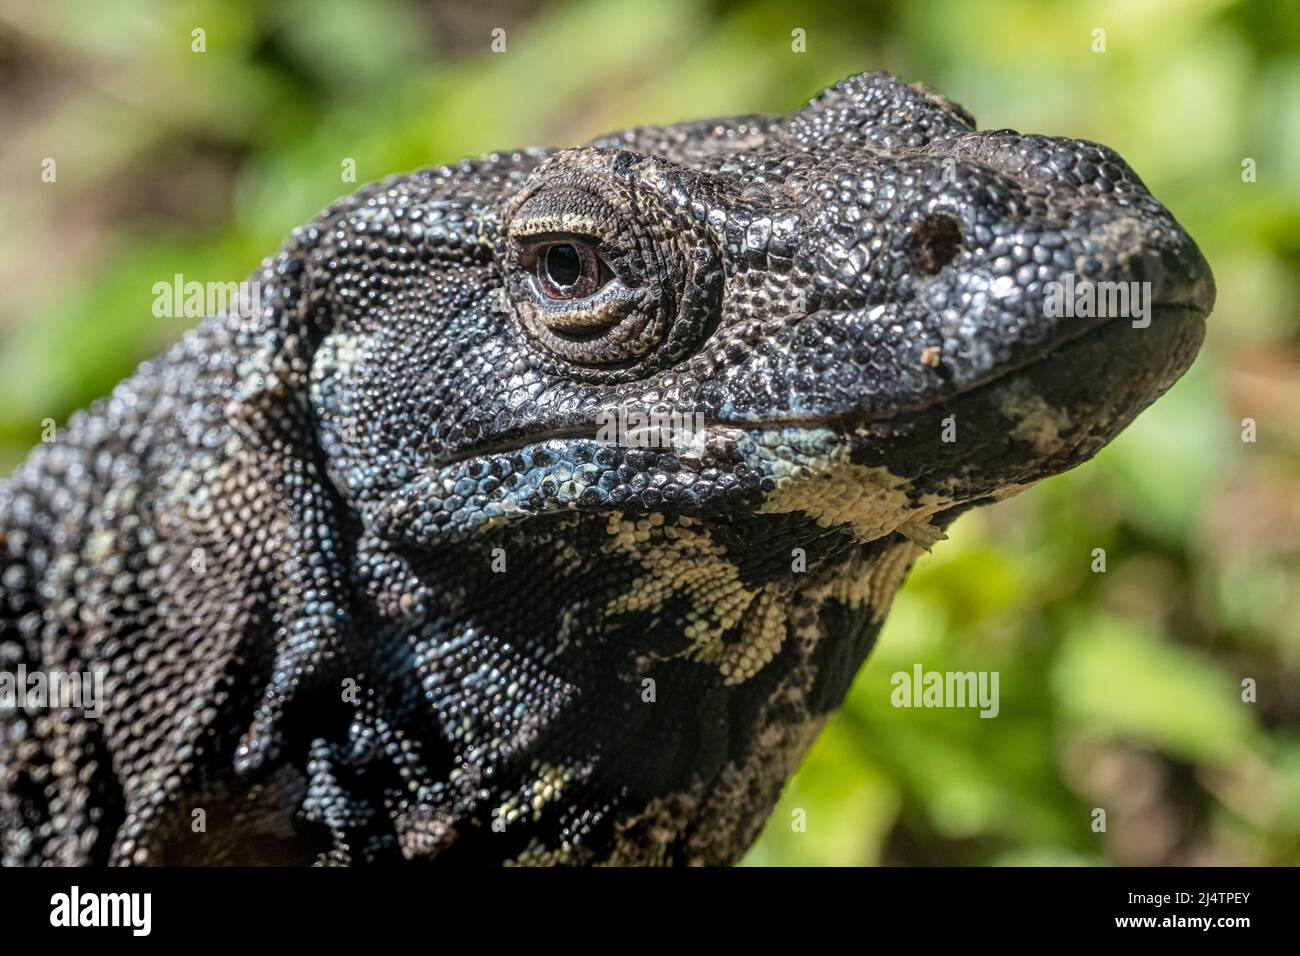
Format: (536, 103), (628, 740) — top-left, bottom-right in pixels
(1, 0), (1297, 865)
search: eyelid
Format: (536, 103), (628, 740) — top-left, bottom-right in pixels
(514, 231), (607, 263)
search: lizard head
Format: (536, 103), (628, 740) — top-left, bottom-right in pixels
(312, 71), (1211, 572)
(294, 72), (1212, 862)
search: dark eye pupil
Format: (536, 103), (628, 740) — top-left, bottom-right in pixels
(544, 243), (582, 288)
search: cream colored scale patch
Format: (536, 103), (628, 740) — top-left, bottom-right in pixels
(753, 426), (955, 545)
(820, 538), (924, 623)
(995, 380), (1072, 456)
(590, 426), (964, 686)
(600, 513), (789, 685)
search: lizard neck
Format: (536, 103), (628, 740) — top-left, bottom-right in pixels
(336, 510), (920, 863)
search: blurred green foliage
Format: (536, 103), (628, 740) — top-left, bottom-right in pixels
(1, 0), (1297, 865)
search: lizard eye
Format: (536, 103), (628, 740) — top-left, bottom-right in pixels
(508, 225), (652, 363)
(502, 154), (722, 370)
(528, 239), (611, 300)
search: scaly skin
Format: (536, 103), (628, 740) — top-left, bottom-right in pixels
(0, 73), (1213, 865)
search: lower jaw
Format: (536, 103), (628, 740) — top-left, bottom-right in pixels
(926, 304), (1207, 423)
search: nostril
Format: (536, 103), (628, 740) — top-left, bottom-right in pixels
(906, 214), (963, 276)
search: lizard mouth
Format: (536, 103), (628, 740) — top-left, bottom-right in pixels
(424, 302), (1207, 469)
(371, 305), (1204, 546)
